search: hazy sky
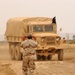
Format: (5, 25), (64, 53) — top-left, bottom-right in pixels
(0, 0), (75, 35)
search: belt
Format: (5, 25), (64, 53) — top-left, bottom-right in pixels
(25, 53), (35, 56)
(24, 46), (30, 49)
(28, 53), (35, 55)
(24, 45), (35, 49)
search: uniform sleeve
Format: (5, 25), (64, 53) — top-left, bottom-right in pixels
(21, 40), (30, 48)
(34, 41), (38, 46)
(30, 40), (38, 47)
(21, 42), (23, 47)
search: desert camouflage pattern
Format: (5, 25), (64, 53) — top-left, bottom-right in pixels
(22, 55), (35, 75)
(21, 39), (38, 75)
(21, 39), (38, 55)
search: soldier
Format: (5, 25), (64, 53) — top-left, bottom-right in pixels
(21, 34), (38, 75)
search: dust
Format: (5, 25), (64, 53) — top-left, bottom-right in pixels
(0, 42), (75, 75)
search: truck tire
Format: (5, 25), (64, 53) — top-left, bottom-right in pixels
(47, 55), (52, 60)
(37, 55), (41, 60)
(41, 55), (46, 60)
(9, 43), (15, 60)
(58, 49), (63, 61)
(15, 44), (22, 60)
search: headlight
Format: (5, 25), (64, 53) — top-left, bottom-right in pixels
(41, 37), (45, 42)
(56, 38), (60, 42)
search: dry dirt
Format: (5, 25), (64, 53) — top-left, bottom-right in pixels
(0, 42), (75, 75)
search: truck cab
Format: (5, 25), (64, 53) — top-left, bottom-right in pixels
(26, 22), (62, 60)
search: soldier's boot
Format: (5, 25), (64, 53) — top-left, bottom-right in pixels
(22, 70), (27, 75)
(28, 69), (34, 75)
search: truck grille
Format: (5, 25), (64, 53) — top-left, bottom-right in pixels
(46, 37), (55, 45)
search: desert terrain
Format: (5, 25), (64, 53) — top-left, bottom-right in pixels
(0, 42), (75, 75)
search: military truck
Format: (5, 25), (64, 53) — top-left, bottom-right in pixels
(5, 17), (63, 60)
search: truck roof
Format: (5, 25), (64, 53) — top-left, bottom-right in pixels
(5, 17), (52, 37)
(7, 17), (52, 22)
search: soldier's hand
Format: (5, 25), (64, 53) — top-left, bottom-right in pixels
(33, 36), (36, 41)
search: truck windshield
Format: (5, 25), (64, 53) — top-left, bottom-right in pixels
(45, 25), (53, 32)
(33, 25), (43, 32)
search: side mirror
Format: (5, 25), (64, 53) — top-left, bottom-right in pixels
(52, 16), (56, 24)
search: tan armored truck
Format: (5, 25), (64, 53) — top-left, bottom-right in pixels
(5, 17), (63, 60)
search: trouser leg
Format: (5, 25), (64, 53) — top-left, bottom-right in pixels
(28, 58), (35, 75)
(22, 70), (27, 75)
(22, 56), (28, 75)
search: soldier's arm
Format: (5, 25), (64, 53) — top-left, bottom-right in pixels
(33, 41), (38, 48)
(21, 42), (23, 47)
(35, 42), (38, 47)
(21, 42), (24, 48)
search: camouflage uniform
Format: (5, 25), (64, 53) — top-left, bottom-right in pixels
(21, 39), (38, 75)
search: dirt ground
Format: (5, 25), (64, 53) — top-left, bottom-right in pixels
(0, 42), (75, 75)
